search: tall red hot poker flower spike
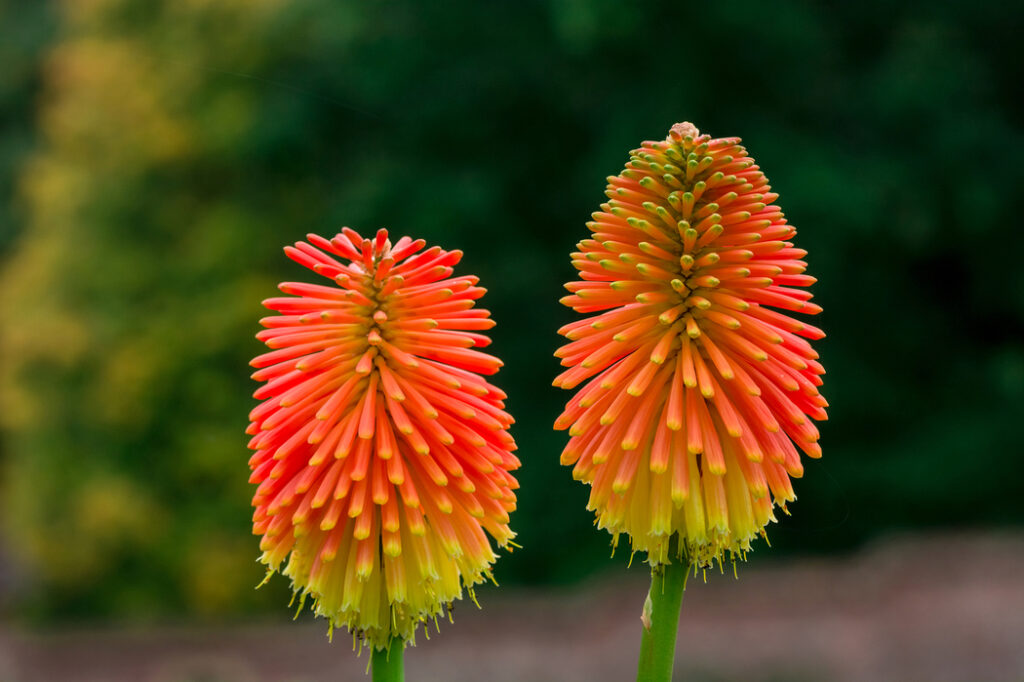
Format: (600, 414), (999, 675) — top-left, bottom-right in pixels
(247, 228), (519, 653)
(555, 123), (827, 569)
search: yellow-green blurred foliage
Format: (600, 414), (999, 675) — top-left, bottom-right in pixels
(0, 0), (293, 617)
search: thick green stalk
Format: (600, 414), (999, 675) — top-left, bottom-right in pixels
(371, 641), (404, 682)
(635, 560), (689, 682)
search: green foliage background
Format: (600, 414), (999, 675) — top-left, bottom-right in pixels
(0, 0), (1021, 620)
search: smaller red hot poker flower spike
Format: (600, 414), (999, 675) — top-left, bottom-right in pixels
(247, 228), (519, 653)
(555, 123), (827, 570)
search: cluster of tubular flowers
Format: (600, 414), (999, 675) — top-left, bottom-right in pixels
(555, 123), (827, 568)
(247, 228), (519, 649)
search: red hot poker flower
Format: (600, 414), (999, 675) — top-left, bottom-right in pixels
(247, 228), (519, 649)
(555, 123), (827, 568)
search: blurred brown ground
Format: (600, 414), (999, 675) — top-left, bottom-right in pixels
(1, 531), (1022, 682)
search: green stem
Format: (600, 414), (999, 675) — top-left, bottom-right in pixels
(371, 641), (404, 682)
(636, 559), (689, 682)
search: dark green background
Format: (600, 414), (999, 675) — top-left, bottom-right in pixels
(1, 0), (1021, 621)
